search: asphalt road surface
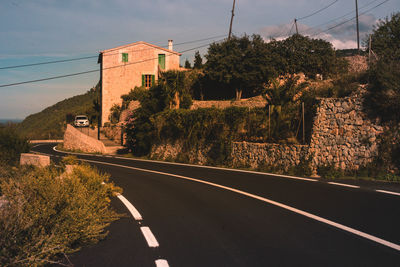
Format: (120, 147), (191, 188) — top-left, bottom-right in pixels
(32, 143), (400, 267)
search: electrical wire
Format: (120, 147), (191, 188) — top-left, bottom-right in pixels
(0, 34), (227, 70)
(0, 38), (226, 88)
(296, 0), (339, 21)
(303, 0), (381, 35)
(310, 0), (389, 37)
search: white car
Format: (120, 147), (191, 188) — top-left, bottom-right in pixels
(74, 115), (89, 127)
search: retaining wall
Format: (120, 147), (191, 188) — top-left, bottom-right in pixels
(63, 124), (107, 154)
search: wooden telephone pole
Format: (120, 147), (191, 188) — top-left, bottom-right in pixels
(294, 19), (299, 35)
(355, 0), (360, 51)
(228, 0), (236, 40)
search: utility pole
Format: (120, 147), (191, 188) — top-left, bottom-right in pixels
(355, 0), (360, 51)
(369, 35), (372, 63)
(302, 102), (305, 144)
(228, 0), (236, 40)
(294, 19), (299, 35)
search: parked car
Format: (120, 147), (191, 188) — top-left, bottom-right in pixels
(74, 115), (89, 127)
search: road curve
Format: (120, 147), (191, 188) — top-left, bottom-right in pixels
(33, 143), (400, 266)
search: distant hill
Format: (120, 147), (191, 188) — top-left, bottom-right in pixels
(17, 83), (99, 140)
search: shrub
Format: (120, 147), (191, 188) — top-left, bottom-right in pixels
(317, 165), (343, 179)
(0, 164), (122, 266)
(0, 127), (31, 166)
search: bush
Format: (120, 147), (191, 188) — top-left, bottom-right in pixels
(0, 127), (31, 166)
(0, 164), (122, 266)
(317, 165), (343, 179)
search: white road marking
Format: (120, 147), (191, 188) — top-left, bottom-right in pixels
(155, 259), (169, 267)
(141, 227), (160, 248)
(53, 145), (317, 182)
(80, 158), (400, 252)
(376, 190), (400, 196)
(116, 194), (143, 221)
(114, 156), (319, 182)
(327, 182), (360, 189)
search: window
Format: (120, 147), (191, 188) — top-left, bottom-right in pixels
(122, 53), (128, 63)
(158, 54), (166, 70)
(142, 74), (155, 88)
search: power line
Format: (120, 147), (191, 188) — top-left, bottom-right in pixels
(0, 38), (226, 88)
(0, 34), (227, 70)
(310, 0), (389, 37)
(0, 55), (98, 70)
(303, 0), (381, 35)
(297, 0), (339, 21)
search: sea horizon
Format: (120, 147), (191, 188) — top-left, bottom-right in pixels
(0, 118), (23, 124)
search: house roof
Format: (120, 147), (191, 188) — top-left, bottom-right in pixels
(101, 41), (182, 56)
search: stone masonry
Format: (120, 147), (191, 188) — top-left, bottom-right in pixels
(309, 90), (383, 170)
(63, 124), (107, 154)
(150, 88), (384, 172)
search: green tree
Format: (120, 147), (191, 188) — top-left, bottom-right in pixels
(204, 35), (275, 100)
(364, 12), (400, 123)
(0, 127), (31, 165)
(267, 34), (345, 78)
(184, 58), (192, 69)
(193, 51), (203, 69)
(368, 12), (400, 61)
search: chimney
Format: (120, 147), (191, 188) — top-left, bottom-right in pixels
(168, 40), (173, 51)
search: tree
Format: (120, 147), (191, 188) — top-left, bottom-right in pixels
(204, 35), (275, 100)
(368, 12), (400, 61)
(193, 51), (203, 69)
(184, 58), (191, 69)
(266, 34), (345, 78)
(364, 12), (400, 123)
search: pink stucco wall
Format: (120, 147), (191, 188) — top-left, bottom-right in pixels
(101, 41), (181, 125)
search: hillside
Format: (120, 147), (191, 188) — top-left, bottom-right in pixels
(17, 83), (99, 140)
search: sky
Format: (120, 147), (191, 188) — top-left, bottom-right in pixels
(0, 0), (398, 119)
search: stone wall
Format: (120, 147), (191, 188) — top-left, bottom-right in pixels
(345, 55), (368, 73)
(149, 89), (384, 173)
(150, 141), (308, 170)
(20, 153), (50, 167)
(191, 96), (266, 110)
(232, 142), (308, 169)
(309, 90), (383, 170)
(63, 124), (107, 154)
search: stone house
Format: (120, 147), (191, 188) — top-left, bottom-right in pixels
(98, 40), (181, 125)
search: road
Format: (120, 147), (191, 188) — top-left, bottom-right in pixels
(32, 143), (400, 266)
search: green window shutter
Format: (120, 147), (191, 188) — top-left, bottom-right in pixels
(142, 75), (145, 87)
(122, 53), (128, 62)
(151, 75), (155, 86)
(158, 54), (166, 70)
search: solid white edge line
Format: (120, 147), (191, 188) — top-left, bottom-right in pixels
(376, 190), (400, 196)
(52, 145), (317, 182)
(327, 182), (360, 189)
(155, 259), (169, 267)
(50, 146), (400, 198)
(140, 227), (159, 248)
(116, 194), (143, 221)
(79, 158), (400, 252)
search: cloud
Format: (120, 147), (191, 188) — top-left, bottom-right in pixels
(259, 14), (377, 49)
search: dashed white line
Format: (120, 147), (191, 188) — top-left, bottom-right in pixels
(80, 158), (400, 252)
(375, 190), (400, 196)
(141, 227), (160, 248)
(116, 194), (143, 221)
(327, 182), (360, 189)
(155, 259), (169, 267)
